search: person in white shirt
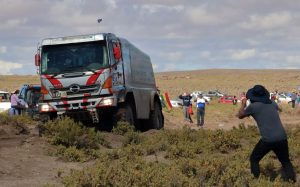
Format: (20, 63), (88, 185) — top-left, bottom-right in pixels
(195, 94), (208, 127)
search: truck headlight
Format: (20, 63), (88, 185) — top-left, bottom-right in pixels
(40, 104), (55, 112)
(100, 98), (114, 106)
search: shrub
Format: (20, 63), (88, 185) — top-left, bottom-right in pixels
(43, 117), (109, 149)
(62, 126), (300, 186)
(209, 129), (241, 153)
(55, 145), (88, 162)
(123, 131), (143, 146)
(41, 117), (111, 162)
(112, 121), (135, 135)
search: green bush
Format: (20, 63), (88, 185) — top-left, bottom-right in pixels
(209, 129), (241, 153)
(112, 121), (135, 135)
(55, 145), (88, 162)
(42, 117), (111, 162)
(123, 131), (143, 146)
(62, 125), (300, 186)
(0, 113), (36, 126)
(43, 117), (109, 149)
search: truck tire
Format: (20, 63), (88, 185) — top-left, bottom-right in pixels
(149, 101), (164, 129)
(114, 102), (140, 130)
(39, 113), (56, 123)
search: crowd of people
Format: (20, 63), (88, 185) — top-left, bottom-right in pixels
(178, 85), (296, 182)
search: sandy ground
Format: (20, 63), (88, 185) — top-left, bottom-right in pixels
(0, 123), (93, 187)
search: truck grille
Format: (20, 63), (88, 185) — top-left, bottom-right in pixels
(51, 84), (99, 96)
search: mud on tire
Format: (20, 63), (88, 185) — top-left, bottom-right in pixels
(113, 102), (140, 130)
(149, 101), (164, 130)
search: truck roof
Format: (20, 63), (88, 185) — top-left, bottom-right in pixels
(41, 33), (114, 46)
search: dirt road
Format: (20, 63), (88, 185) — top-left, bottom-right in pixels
(0, 122), (92, 187)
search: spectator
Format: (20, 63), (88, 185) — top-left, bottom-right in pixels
(233, 95), (238, 105)
(10, 90), (21, 115)
(291, 92), (297, 108)
(195, 94), (208, 127)
(296, 93), (300, 107)
(237, 85), (296, 182)
(179, 92), (193, 123)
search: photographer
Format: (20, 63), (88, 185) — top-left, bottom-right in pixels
(237, 85), (296, 182)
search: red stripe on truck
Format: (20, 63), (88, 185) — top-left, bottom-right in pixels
(43, 75), (63, 89)
(86, 69), (105, 85)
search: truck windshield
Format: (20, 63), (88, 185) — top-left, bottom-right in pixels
(41, 41), (108, 75)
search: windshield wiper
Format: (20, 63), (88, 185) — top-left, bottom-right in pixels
(76, 66), (97, 74)
(63, 72), (84, 78)
(85, 67), (97, 74)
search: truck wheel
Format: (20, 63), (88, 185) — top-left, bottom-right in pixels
(39, 113), (56, 123)
(149, 101), (164, 129)
(114, 102), (140, 130)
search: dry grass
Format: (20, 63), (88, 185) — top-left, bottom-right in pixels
(0, 75), (39, 92)
(156, 69), (300, 98)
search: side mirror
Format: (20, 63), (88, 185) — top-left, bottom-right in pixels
(113, 43), (122, 61)
(35, 54), (41, 66)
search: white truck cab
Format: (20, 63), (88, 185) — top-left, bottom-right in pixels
(35, 33), (163, 130)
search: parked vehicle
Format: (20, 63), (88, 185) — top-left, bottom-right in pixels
(270, 93), (292, 104)
(218, 95), (235, 104)
(18, 84), (41, 117)
(170, 100), (183, 108)
(0, 91), (11, 113)
(204, 90), (224, 98)
(278, 94), (292, 104)
(35, 33), (163, 130)
(191, 91), (211, 102)
(191, 91), (204, 97)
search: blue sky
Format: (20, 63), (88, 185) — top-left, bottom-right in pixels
(0, 0), (300, 74)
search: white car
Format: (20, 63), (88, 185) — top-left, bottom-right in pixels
(191, 91), (211, 102)
(270, 93), (292, 104)
(0, 91), (11, 113)
(278, 94), (292, 103)
(170, 100), (183, 108)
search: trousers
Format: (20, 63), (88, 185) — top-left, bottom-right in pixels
(250, 139), (296, 182)
(197, 108), (205, 126)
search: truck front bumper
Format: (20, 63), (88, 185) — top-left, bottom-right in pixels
(39, 96), (117, 113)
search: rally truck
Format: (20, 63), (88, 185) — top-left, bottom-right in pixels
(34, 33), (164, 130)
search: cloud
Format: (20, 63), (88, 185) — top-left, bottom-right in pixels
(104, 0), (117, 9)
(186, 6), (221, 25)
(160, 52), (183, 62)
(140, 4), (184, 14)
(286, 55), (300, 64)
(0, 0), (300, 74)
(199, 51), (211, 59)
(0, 46), (7, 54)
(0, 18), (27, 30)
(230, 49), (257, 60)
(239, 12), (292, 30)
(0, 60), (23, 75)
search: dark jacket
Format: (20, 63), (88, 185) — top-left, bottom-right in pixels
(179, 95), (192, 106)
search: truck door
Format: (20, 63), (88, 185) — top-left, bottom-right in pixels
(109, 40), (125, 90)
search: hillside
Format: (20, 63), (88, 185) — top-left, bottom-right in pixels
(1, 69), (299, 95)
(156, 69), (300, 99)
